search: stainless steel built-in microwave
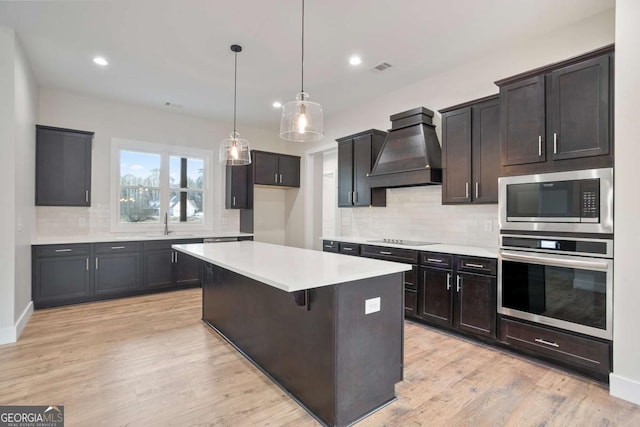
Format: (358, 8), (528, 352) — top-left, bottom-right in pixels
(498, 168), (613, 234)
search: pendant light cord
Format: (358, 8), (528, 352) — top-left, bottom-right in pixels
(233, 49), (238, 134)
(301, 0), (305, 93)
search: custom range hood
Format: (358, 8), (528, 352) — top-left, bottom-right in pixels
(368, 107), (442, 188)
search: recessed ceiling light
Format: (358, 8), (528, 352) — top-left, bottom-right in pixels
(93, 57), (108, 66)
(272, 101), (282, 108)
(349, 55), (362, 66)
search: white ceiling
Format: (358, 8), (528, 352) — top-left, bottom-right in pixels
(0, 0), (614, 130)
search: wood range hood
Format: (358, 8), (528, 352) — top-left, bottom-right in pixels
(368, 107), (442, 188)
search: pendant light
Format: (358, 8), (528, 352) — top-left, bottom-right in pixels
(219, 44), (251, 165)
(279, 0), (324, 142)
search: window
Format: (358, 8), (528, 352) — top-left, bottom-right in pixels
(112, 139), (212, 231)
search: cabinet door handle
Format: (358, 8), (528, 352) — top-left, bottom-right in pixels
(426, 258), (442, 263)
(535, 338), (560, 348)
(379, 251), (392, 255)
(111, 246), (126, 250)
(348, 192), (352, 203)
(354, 191), (358, 203)
(175, 252), (178, 263)
(456, 275), (461, 293)
(538, 136), (542, 157)
(475, 182), (479, 199)
(464, 263), (485, 269)
(86, 258), (89, 271)
(171, 252), (175, 263)
(95, 257), (99, 270)
(55, 249), (72, 253)
(446, 273), (451, 290)
(274, 173), (278, 183)
(85, 190), (89, 203)
(279, 174), (283, 184)
(465, 182), (469, 199)
(233, 196), (236, 207)
(553, 132), (557, 154)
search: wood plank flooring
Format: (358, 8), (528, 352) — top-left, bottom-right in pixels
(1, 288), (638, 426)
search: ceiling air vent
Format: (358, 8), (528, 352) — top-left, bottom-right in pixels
(372, 62), (392, 72)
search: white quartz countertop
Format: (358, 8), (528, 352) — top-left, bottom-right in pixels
(173, 241), (411, 293)
(32, 232), (254, 245)
(321, 236), (498, 258)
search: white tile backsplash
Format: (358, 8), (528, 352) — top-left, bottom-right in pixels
(339, 186), (499, 248)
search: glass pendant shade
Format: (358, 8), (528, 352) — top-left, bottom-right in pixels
(219, 44), (251, 166)
(219, 131), (251, 166)
(280, 92), (323, 142)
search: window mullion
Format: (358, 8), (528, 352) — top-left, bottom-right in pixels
(160, 151), (170, 222)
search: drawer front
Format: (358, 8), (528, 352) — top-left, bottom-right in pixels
(360, 245), (418, 264)
(457, 256), (497, 275)
(322, 240), (339, 253)
(420, 252), (452, 269)
(144, 238), (203, 251)
(500, 317), (611, 373)
(34, 244), (91, 258)
(95, 242), (141, 254)
(339, 242), (360, 256)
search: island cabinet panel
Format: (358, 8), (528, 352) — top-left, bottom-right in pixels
(202, 263), (403, 427)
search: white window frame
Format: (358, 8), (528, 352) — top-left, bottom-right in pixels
(110, 138), (213, 233)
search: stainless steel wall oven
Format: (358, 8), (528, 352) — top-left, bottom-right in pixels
(498, 234), (613, 340)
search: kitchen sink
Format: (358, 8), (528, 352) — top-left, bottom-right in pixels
(367, 239), (436, 246)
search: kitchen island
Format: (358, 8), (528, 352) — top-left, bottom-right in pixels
(172, 241), (410, 427)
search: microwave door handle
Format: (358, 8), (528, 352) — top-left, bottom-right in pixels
(500, 250), (609, 271)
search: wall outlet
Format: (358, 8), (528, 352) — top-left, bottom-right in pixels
(17, 217), (23, 232)
(78, 218), (86, 227)
(365, 297), (381, 315)
(483, 220), (493, 232)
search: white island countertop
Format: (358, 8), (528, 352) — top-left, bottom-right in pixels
(173, 241), (411, 293)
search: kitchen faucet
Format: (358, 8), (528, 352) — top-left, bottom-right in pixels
(164, 212), (172, 235)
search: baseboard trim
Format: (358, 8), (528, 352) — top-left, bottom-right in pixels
(610, 373), (640, 406)
(0, 301), (34, 346)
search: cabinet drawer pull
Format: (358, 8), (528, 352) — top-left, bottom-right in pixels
(538, 136), (542, 157)
(426, 258), (443, 263)
(446, 273), (451, 290)
(464, 263), (485, 269)
(111, 246), (126, 250)
(535, 338), (560, 348)
(324, 245), (333, 249)
(379, 251), (392, 255)
(553, 132), (557, 154)
(55, 249), (72, 252)
(343, 247), (353, 251)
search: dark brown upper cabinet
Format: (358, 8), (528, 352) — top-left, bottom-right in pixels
(252, 150), (300, 188)
(440, 95), (500, 204)
(225, 164), (249, 209)
(36, 125), (93, 206)
(496, 45), (613, 176)
(336, 129), (387, 207)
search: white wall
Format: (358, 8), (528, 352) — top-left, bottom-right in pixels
(0, 27), (37, 344)
(285, 9), (615, 249)
(36, 89), (287, 242)
(610, 0), (640, 405)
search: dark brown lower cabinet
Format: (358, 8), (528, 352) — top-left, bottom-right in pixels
(499, 316), (611, 381)
(33, 251), (92, 308)
(420, 253), (497, 340)
(143, 249), (175, 290)
(143, 239), (203, 290)
(175, 249), (202, 287)
(95, 252), (142, 296)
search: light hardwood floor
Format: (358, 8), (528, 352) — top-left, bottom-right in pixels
(1, 289), (639, 426)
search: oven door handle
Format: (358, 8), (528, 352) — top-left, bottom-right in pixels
(500, 250), (610, 271)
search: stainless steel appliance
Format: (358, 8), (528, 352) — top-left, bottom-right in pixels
(498, 234), (613, 340)
(498, 168), (613, 234)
